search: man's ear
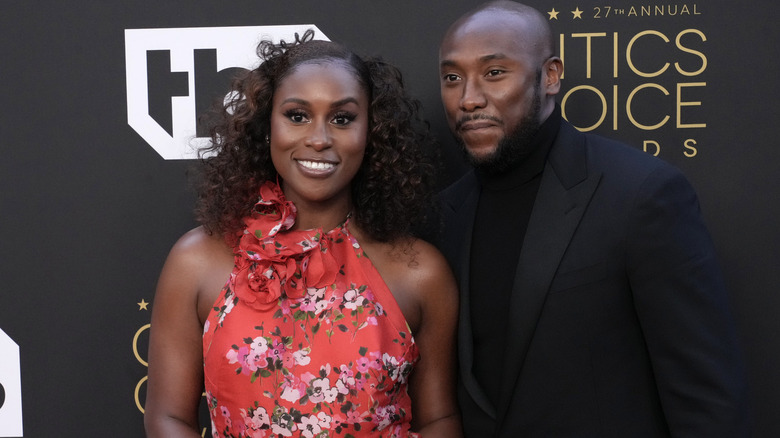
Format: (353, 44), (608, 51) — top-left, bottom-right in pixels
(544, 57), (563, 95)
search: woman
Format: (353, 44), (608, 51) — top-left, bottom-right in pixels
(144, 31), (461, 437)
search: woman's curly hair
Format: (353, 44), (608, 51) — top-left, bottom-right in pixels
(195, 30), (436, 243)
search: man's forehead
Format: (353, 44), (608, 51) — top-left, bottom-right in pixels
(441, 28), (529, 62)
(440, 11), (544, 63)
(444, 11), (530, 45)
(453, 7), (527, 34)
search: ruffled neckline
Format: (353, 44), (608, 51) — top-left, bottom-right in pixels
(230, 181), (348, 310)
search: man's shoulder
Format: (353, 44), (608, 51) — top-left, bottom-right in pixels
(561, 123), (677, 179)
(570, 133), (694, 204)
(548, 121), (694, 200)
(556, 119), (645, 159)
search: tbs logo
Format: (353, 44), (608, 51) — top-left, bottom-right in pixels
(0, 329), (22, 436)
(125, 25), (329, 159)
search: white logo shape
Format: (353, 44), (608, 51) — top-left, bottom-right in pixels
(125, 25), (329, 160)
(0, 328), (22, 436)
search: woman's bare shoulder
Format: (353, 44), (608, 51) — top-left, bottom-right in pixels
(391, 237), (456, 295)
(350, 225), (454, 291)
(157, 226), (235, 323)
(172, 226), (229, 252)
(355, 230), (457, 326)
(165, 226), (234, 269)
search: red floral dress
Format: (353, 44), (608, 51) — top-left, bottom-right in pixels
(203, 182), (420, 438)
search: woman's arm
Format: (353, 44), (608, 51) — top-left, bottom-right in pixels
(405, 240), (462, 437)
(144, 228), (231, 437)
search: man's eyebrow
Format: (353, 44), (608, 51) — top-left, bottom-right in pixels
(479, 53), (508, 62)
(440, 53), (509, 68)
(439, 59), (458, 69)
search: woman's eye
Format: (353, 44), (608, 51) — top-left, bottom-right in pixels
(284, 110), (308, 123)
(332, 112), (356, 126)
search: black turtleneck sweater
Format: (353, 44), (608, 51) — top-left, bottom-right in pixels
(469, 106), (561, 407)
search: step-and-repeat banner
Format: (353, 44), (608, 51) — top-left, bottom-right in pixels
(1, 1), (777, 436)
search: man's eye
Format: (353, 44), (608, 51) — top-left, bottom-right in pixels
(443, 74), (460, 82)
(486, 70), (503, 77)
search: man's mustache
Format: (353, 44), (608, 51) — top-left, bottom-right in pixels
(455, 114), (502, 131)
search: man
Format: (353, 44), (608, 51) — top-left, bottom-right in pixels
(434, 1), (750, 436)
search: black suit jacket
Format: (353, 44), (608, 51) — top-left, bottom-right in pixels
(437, 120), (749, 437)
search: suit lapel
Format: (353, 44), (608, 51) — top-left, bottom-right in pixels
(496, 123), (602, 426)
(443, 172), (498, 419)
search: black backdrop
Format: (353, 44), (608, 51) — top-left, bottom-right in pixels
(1, 1), (777, 436)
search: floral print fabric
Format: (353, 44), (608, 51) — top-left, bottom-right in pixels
(203, 182), (419, 437)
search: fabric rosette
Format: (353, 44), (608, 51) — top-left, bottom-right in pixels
(232, 182), (340, 310)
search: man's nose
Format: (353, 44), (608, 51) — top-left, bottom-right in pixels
(460, 78), (487, 112)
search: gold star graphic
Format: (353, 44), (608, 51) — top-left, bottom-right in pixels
(572, 7), (584, 19)
(548, 8), (559, 20)
(138, 299), (149, 311)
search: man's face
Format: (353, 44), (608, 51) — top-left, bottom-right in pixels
(439, 13), (544, 169)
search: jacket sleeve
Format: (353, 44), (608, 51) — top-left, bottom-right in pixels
(625, 163), (750, 437)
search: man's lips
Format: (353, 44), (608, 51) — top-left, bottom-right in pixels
(459, 120), (496, 131)
(455, 114), (502, 132)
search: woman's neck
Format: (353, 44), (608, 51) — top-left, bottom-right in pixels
(290, 198), (352, 232)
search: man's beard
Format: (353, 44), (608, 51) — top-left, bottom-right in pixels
(458, 79), (543, 175)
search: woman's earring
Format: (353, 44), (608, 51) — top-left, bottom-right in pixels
(265, 134), (270, 144)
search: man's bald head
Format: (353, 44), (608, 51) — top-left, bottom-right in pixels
(443, 1), (556, 63)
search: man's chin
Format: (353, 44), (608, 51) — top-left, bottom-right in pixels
(463, 140), (518, 174)
(463, 143), (498, 162)
(466, 150), (500, 169)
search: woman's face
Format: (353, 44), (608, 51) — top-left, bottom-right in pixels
(270, 61), (369, 211)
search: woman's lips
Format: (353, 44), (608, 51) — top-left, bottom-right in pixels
(296, 159), (337, 176)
